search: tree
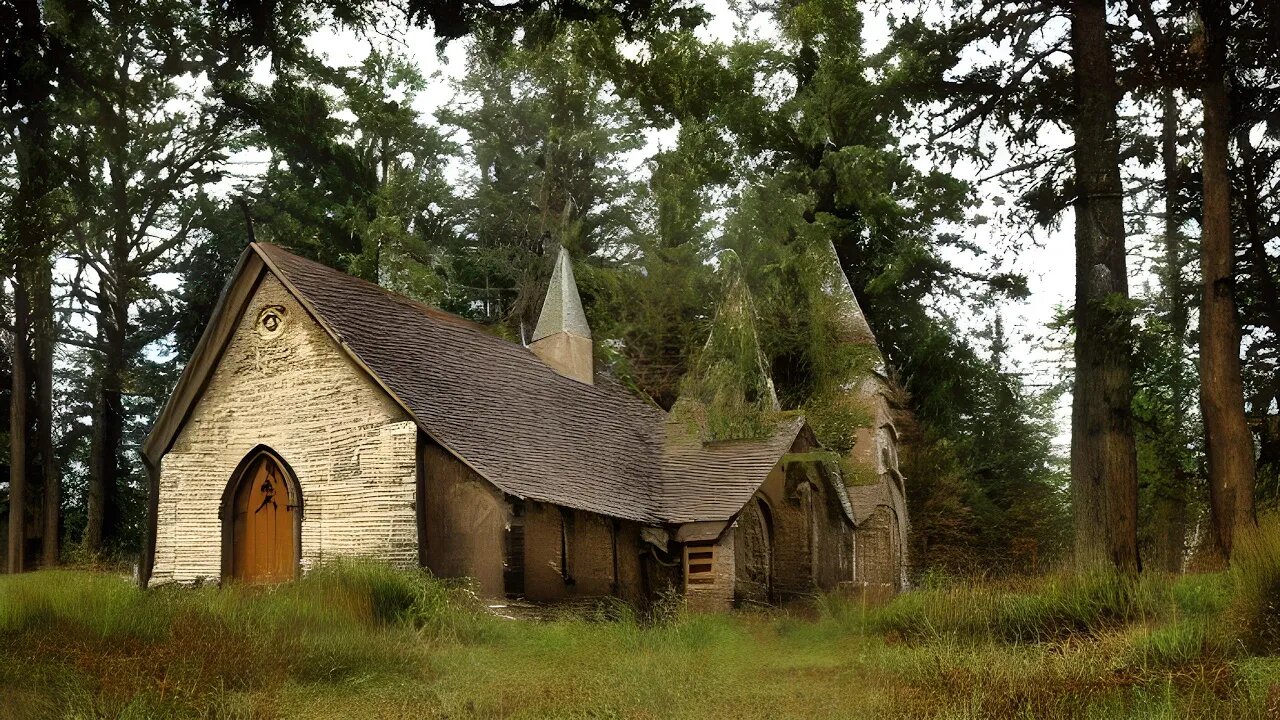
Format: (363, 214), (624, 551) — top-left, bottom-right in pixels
(440, 26), (647, 335)
(231, 45), (455, 300)
(1068, 0), (1140, 572)
(1197, 0), (1257, 561)
(883, 0), (1141, 570)
(2, 0), (60, 572)
(54, 0), (235, 555)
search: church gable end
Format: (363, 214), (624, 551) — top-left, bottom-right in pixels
(150, 272), (418, 585)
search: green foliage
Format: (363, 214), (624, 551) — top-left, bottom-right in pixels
(673, 250), (780, 441)
(875, 570), (1229, 647)
(47, 0), (240, 555)
(1131, 290), (1203, 569)
(439, 26), (647, 332)
(241, 45), (456, 300)
(900, 317), (1069, 576)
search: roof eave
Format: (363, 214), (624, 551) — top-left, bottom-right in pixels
(141, 244), (266, 467)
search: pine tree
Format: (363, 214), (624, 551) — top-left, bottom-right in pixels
(54, 0), (235, 555)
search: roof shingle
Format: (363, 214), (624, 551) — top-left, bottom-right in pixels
(254, 243), (799, 525)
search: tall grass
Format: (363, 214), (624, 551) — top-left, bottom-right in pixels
(868, 569), (1231, 646)
(1229, 516), (1280, 654)
(3, 553), (1279, 719)
(0, 560), (493, 718)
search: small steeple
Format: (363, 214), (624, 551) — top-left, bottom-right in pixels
(819, 238), (878, 346)
(530, 246), (594, 384)
(670, 250), (780, 441)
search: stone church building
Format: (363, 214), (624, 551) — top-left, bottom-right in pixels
(141, 242), (907, 608)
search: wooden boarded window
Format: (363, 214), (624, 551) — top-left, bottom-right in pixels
(559, 508), (576, 585)
(504, 500), (525, 597)
(684, 542), (716, 586)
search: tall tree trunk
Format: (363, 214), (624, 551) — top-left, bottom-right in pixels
(85, 385), (106, 553)
(7, 276), (30, 573)
(1069, 0), (1141, 572)
(36, 261), (59, 567)
(1151, 87), (1187, 572)
(8, 0), (55, 573)
(1198, 0), (1257, 561)
(86, 113), (133, 555)
(86, 297), (126, 555)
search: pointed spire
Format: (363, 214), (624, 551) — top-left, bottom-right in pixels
(530, 246), (594, 384)
(818, 238), (877, 346)
(671, 250), (780, 441)
(700, 249), (779, 411)
(532, 246), (591, 343)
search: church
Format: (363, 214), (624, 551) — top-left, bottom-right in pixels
(141, 241), (907, 609)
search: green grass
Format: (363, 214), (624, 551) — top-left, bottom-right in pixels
(2, 559), (1279, 719)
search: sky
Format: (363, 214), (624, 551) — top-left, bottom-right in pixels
(252, 0), (1083, 449)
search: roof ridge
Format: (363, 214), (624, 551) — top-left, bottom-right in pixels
(253, 242), (505, 338)
(254, 242), (661, 406)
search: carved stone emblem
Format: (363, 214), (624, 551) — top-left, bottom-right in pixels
(256, 305), (288, 340)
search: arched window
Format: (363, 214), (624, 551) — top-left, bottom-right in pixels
(734, 496), (774, 604)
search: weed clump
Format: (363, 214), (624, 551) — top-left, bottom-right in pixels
(873, 570), (1229, 646)
(1228, 518), (1280, 654)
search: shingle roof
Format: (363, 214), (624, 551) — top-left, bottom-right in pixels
(659, 415), (805, 523)
(252, 243), (799, 525)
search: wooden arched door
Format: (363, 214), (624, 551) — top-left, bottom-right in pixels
(228, 452), (298, 583)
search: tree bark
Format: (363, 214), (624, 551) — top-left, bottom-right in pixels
(1198, 0), (1257, 561)
(36, 261), (59, 567)
(7, 0), (56, 573)
(7, 277), (29, 573)
(86, 143), (133, 556)
(1069, 0), (1141, 572)
(1150, 87), (1187, 573)
(86, 298), (126, 555)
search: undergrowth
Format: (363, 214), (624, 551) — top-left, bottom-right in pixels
(3, 555), (1280, 719)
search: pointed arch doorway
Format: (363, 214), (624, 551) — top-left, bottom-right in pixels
(222, 448), (301, 584)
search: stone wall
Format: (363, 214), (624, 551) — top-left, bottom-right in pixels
(569, 511), (617, 597)
(855, 505), (900, 589)
(731, 435), (856, 604)
(152, 274), (418, 585)
(683, 533), (735, 612)
(733, 497), (772, 605)
(522, 501), (569, 601)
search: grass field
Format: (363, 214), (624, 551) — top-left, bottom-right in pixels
(4, 531), (1280, 719)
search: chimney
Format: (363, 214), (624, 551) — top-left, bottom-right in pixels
(530, 246), (593, 384)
